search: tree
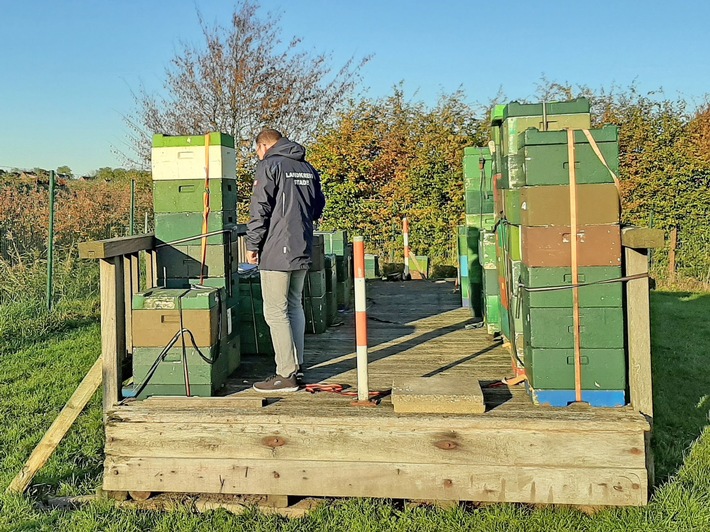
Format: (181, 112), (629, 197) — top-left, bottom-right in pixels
(56, 165), (72, 177)
(124, 0), (369, 178)
(308, 87), (486, 264)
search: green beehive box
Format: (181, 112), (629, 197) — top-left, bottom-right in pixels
(315, 230), (348, 255)
(326, 266), (338, 325)
(503, 189), (521, 225)
(521, 266), (623, 308)
(304, 269), (327, 298)
(325, 254), (337, 286)
(465, 213), (496, 230)
(153, 178), (238, 213)
(336, 278), (352, 309)
(508, 224), (521, 261)
(458, 226), (482, 283)
(465, 190), (495, 215)
(240, 322), (274, 355)
(524, 307), (625, 349)
(364, 254), (379, 279)
(237, 272), (274, 355)
(132, 287), (219, 310)
(304, 293), (328, 334)
(478, 230), (497, 270)
(524, 347), (627, 390)
(484, 294), (501, 334)
(502, 98), (592, 155)
(500, 303), (511, 342)
(484, 268), (499, 297)
(156, 243), (236, 279)
(132, 343), (229, 398)
(499, 99), (592, 188)
(335, 254), (352, 283)
(155, 212), (237, 245)
(152, 132), (235, 149)
(509, 260), (524, 337)
(517, 126), (619, 186)
(463, 146), (493, 192)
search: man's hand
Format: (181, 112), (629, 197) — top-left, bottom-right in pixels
(246, 250), (259, 265)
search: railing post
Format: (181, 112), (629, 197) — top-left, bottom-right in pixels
(403, 217), (410, 278)
(100, 257), (125, 415)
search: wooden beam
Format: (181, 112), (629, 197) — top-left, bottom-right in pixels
(79, 234), (155, 260)
(104, 456), (648, 506)
(625, 247), (653, 420)
(104, 420), (647, 469)
(621, 226), (664, 250)
(100, 258), (125, 413)
(6, 357), (102, 494)
(144, 250), (156, 289)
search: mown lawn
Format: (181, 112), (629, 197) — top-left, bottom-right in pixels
(0, 291), (708, 531)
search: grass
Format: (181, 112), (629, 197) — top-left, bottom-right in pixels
(0, 291), (708, 531)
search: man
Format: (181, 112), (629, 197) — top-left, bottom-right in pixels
(246, 128), (325, 393)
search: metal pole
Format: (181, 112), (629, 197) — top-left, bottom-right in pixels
(353, 236), (370, 402)
(46, 170), (56, 311)
(130, 179), (135, 236)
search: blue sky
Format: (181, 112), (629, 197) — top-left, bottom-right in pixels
(1, 0), (708, 176)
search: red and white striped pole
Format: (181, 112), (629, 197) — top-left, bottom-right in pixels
(353, 236), (370, 402)
(403, 217), (410, 278)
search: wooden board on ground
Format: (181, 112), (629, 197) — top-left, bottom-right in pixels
(7, 357), (102, 494)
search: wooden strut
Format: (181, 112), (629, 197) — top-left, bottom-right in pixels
(567, 129), (583, 403)
(6, 357), (103, 494)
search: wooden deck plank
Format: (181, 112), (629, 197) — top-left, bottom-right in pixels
(105, 420), (646, 468)
(103, 456), (647, 506)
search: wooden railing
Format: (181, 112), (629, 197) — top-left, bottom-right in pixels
(79, 226), (249, 414)
(79, 234), (155, 414)
(621, 225), (664, 488)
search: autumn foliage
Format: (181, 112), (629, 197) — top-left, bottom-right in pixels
(0, 180), (152, 262)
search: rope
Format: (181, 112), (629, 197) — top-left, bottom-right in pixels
(520, 272), (649, 293)
(304, 383), (389, 400)
(199, 133), (211, 284)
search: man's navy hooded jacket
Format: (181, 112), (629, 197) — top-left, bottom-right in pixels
(246, 137), (326, 271)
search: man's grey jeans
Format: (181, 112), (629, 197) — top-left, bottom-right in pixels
(259, 269), (307, 378)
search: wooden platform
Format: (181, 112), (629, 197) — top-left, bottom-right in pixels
(103, 280), (651, 506)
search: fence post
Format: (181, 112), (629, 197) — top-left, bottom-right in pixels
(46, 170), (56, 311)
(129, 179), (135, 236)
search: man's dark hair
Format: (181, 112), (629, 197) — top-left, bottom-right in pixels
(256, 128), (283, 145)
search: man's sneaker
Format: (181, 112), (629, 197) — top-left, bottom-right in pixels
(253, 374), (299, 393)
(295, 366), (305, 385)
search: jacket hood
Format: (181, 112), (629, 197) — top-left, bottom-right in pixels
(265, 137), (305, 161)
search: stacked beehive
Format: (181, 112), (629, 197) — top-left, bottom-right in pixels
(459, 146), (495, 317)
(304, 235), (329, 333)
(485, 99), (626, 407)
(130, 133), (241, 397)
(238, 267), (274, 355)
(316, 230), (353, 310)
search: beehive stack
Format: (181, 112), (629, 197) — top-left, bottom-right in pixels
(315, 230), (353, 309)
(459, 146), (495, 316)
(481, 99), (627, 407)
(238, 267), (274, 355)
(129, 133), (241, 398)
(304, 234), (328, 334)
